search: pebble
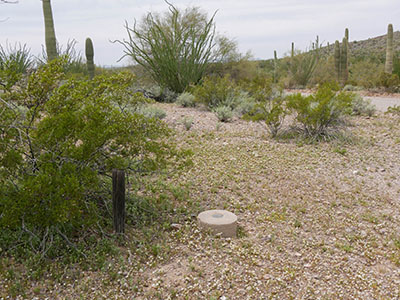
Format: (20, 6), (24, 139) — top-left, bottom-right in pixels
(170, 223), (181, 230)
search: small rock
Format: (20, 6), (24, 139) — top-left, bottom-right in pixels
(353, 170), (359, 175)
(170, 223), (181, 230)
(262, 235), (272, 242)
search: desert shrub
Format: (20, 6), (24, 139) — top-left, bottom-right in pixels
(37, 39), (88, 78)
(286, 83), (354, 138)
(351, 94), (376, 116)
(311, 56), (336, 85)
(182, 116), (194, 130)
(287, 37), (322, 87)
(349, 59), (384, 88)
(378, 72), (400, 92)
(240, 75), (273, 101)
(244, 91), (287, 137)
(0, 58), (179, 246)
(192, 75), (240, 109)
(214, 105), (233, 122)
(386, 105), (400, 115)
(206, 36), (257, 82)
(0, 43), (34, 91)
(115, 3), (240, 93)
(176, 92), (196, 107)
(136, 104), (167, 119)
(342, 84), (362, 92)
(140, 85), (177, 103)
(0, 42), (34, 74)
(233, 92), (257, 117)
(159, 88), (178, 103)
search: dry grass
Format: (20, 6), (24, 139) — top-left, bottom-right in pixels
(2, 103), (400, 299)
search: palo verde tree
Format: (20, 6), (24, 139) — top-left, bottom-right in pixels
(115, 2), (219, 93)
(0, 57), (184, 256)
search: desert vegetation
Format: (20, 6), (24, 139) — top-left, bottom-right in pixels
(1, 1), (400, 299)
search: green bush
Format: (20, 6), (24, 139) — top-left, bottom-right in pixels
(386, 105), (400, 115)
(182, 116), (194, 130)
(233, 92), (257, 117)
(0, 42), (34, 74)
(244, 91), (286, 137)
(136, 104), (167, 119)
(0, 43), (34, 91)
(192, 75), (240, 109)
(0, 58), (177, 235)
(115, 2), (218, 93)
(286, 83), (354, 138)
(143, 85), (177, 103)
(240, 75), (273, 102)
(378, 72), (400, 92)
(214, 105), (233, 122)
(351, 94), (376, 116)
(287, 37), (321, 87)
(349, 59), (384, 89)
(176, 92), (196, 107)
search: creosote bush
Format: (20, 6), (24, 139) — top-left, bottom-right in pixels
(0, 58), (182, 252)
(287, 83), (355, 138)
(244, 91), (286, 137)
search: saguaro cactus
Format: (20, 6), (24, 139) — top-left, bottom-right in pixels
(85, 37), (95, 79)
(273, 50), (277, 83)
(385, 24), (393, 74)
(334, 40), (341, 82)
(334, 39), (348, 85)
(291, 42), (294, 58)
(345, 28), (349, 66)
(42, 0), (58, 61)
(345, 28), (349, 42)
(341, 37), (348, 84)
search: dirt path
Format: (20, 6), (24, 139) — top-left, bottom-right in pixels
(367, 96), (400, 111)
(286, 89), (400, 112)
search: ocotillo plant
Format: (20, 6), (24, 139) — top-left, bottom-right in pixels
(85, 37), (95, 79)
(42, 0), (58, 61)
(385, 24), (393, 74)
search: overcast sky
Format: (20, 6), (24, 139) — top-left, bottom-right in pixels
(1, 0), (399, 67)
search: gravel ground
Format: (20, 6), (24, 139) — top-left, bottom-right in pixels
(2, 103), (400, 299)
